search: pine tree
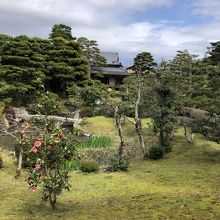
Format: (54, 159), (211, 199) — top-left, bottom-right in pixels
(47, 24), (89, 94)
(78, 37), (106, 79)
(169, 50), (209, 110)
(0, 35), (46, 106)
(207, 41), (220, 65)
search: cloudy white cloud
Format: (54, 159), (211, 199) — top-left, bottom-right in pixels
(193, 0), (220, 20)
(0, 0), (220, 65)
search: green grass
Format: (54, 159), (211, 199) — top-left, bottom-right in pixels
(1, 116), (220, 219)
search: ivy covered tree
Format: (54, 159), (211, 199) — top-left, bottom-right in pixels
(147, 72), (177, 150)
(46, 24), (89, 94)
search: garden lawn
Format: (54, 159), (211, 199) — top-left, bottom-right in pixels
(1, 116), (220, 219)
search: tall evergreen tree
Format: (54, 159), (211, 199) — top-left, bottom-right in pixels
(49, 24), (74, 41)
(148, 72), (177, 149)
(207, 41), (220, 65)
(78, 37), (106, 78)
(77, 37), (106, 67)
(0, 35), (46, 106)
(169, 50), (209, 110)
(121, 52), (156, 158)
(206, 41), (220, 114)
(47, 24), (89, 94)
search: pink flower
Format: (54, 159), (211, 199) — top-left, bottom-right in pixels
(31, 187), (37, 193)
(59, 131), (65, 138)
(31, 147), (37, 153)
(35, 163), (41, 170)
(34, 140), (42, 148)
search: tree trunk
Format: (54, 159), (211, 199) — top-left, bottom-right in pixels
(134, 75), (148, 159)
(183, 124), (194, 143)
(160, 129), (164, 146)
(115, 106), (124, 164)
(49, 191), (57, 210)
(15, 132), (25, 179)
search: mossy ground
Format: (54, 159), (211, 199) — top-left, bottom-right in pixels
(1, 116), (220, 219)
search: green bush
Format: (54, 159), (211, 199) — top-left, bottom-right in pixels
(30, 92), (65, 115)
(162, 141), (172, 153)
(148, 144), (164, 160)
(106, 155), (129, 172)
(80, 106), (94, 117)
(80, 147), (116, 166)
(80, 159), (99, 173)
(0, 154), (3, 169)
(103, 105), (115, 117)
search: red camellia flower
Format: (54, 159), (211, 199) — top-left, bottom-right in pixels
(31, 147), (37, 153)
(34, 140), (42, 148)
(59, 131), (65, 138)
(35, 163), (41, 170)
(31, 187), (37, 193)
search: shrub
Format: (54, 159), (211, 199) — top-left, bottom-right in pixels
(80, 106), (94, 117)
(80, 159), (99, 173)
(103, 105), (115, 117)
(106, 154), (129, 172)
(30, 92), (65, 115)
(80, 147), (116, 166)
(25, 126), (76, 209)
(148, 144), (164, 160)
(162, 141), (172, 153)
(0, 154), (3, 169)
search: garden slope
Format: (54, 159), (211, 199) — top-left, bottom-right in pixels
(1, 116), (220, 219)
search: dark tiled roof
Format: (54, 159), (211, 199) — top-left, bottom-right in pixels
(91, 66), (129, 76)
(101, 52), (122, 66)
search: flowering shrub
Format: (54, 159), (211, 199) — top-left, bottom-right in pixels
(25, 125), (75, 209)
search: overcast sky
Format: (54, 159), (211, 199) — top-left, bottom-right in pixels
(0, 0), (220, 65)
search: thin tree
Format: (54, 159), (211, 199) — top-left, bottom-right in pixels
(133, 52), (156, 159)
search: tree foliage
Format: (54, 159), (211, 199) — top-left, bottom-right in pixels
(47, 25), (89, 94)
(0, 35), (46, 106)
(78, 37), (106, 67)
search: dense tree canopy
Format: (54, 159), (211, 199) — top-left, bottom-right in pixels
(78, 37), (106, 67)
(207, 41), (220, 65)
(49, 24), (74, 41)
(0, 35), (46, 106)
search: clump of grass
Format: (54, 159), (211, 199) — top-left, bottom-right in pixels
(77, 135), (112, 150)
(63, 158), (81, 171)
